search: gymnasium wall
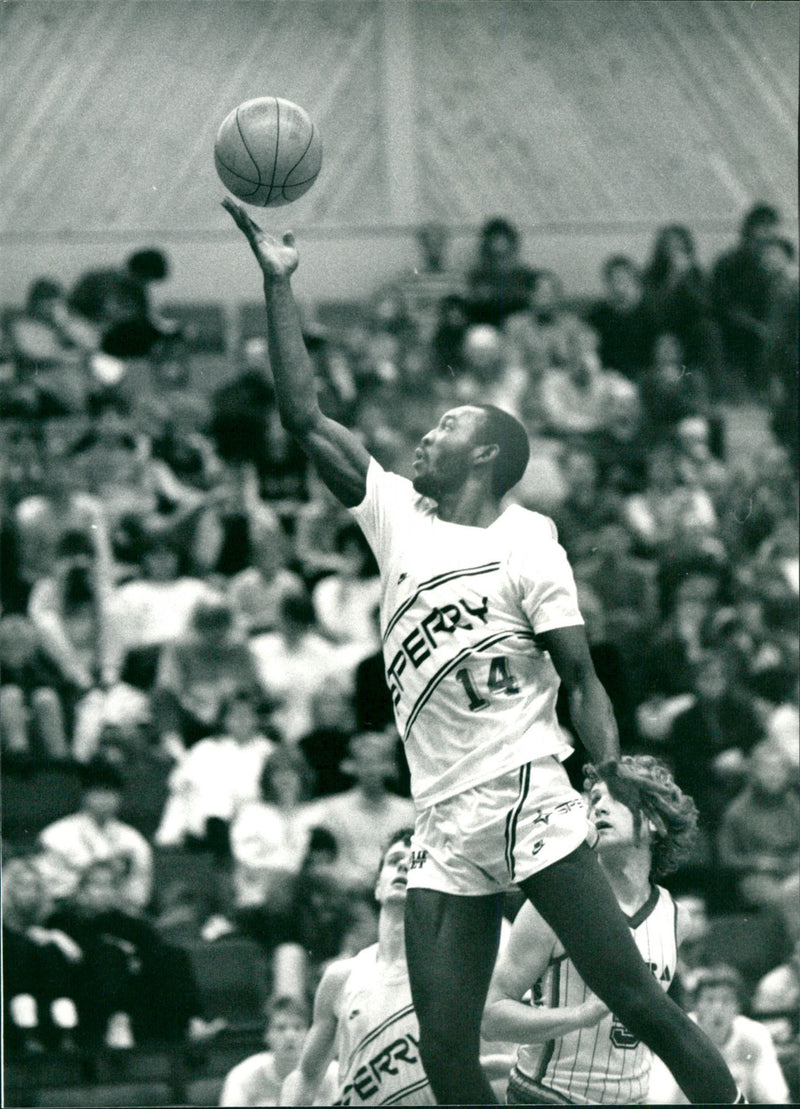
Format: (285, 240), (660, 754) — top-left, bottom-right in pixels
(1, 0), (797, 308)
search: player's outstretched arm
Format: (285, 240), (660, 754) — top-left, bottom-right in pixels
(482, 901), (609, 1045)
(537, 624), (620, 765)
(279, 959), (351, 1106)
(223, 198), (370, 507)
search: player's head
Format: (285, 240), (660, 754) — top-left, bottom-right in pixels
(374, 827), (414, 907)
(583, 755), (698, 879)
(263, 995), (309, 1063)
(413, 404), (529, 502)
(691, 966), (743, 1046)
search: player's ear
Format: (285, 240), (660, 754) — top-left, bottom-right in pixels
(472, 442), (500, 467)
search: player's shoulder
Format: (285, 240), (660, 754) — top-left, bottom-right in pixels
(501, 503), (558, 543)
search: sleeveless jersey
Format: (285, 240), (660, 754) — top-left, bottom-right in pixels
(515, 884), (678, 1105)
(334, 944), (433, 1105)
(350, 461), (581, 808)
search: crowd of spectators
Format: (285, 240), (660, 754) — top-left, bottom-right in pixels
(2, 203), (797, 1103)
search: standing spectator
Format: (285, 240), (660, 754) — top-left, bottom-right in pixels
(306, 731), (416, 893)
(36, 758), (153, 912)
(717, 740), (800, 941)
(586, 255), (654, 380)
(711, 202), (782, 398)
(641, 224), (724, 392)
(648, 966), (790, 1104)
(153, 597), (264, 760)
(465, 217), (537, 327)
(761, 236), (799, 467)
(154, 689), (276, 856)
(220, 995), (315, 1107)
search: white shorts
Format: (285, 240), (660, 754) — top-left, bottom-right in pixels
(407, 756), (592, 896)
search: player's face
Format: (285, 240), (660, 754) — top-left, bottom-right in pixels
(587, 781), (643, 853)
(412, 406), (488, 498)
(267, 1012), (307, 1066)
(374, 839), (412, 905)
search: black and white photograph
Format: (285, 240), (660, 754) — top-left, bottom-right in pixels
(1, 2), (797, 1105)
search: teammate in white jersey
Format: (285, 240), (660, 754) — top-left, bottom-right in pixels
(223, 200), (743, 1107)
(280, 828), (434, 1106)
(484, 755), (697, 1104)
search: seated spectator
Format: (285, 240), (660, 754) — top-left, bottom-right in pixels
(148, 392), (222, 491)
(638, 332), (713, 446)
(717, 740), (799, 941)
(299, 676), (359, 798)
(667, 652), (764, 834)
(45, 859), (210, 1049)
(36, 757), (153, 912)
(292, 470), (355, 584)
(586, 254), (655, 380)
(671, 415), (728, 508)
(154, 689), (276, 857)
(250, 590), (354, 744)
(711, 202), (782, 397)
(227, 518), (304, 636)
(3, 857), (81, 1053)
(445, 323), (528, 422)
(305, 731), (416, 893)
(430, 294), (470, 380)
(752, 940), (800, 1061)
(230, 746), (316, 911)
(623, 444), (717, 558)
(192, 461), (281, 581)
(154, 597), (264, 759)
(311, 522), (381, 652)
(511, 269), (585, 370)
(106, 529), (220, 691)
(0, 615), (69, 758)
(641, 224), (724, 392)
(648, 965), (790, 1103)
(353, 604), (396, 734)
(549, 445), (622, 562)
(465, 217), (537, 327)
(572, 521), (658, 652)
(587, 375), (649, 495)
(220, 995), (314, 1107)
(539, 321), (620, 437)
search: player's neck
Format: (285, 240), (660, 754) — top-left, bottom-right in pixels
(434, 482), (502, 528)
(599, 848), (653, 914)
(377, 905), (406, 967)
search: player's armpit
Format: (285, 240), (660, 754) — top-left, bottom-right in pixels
(296, 412), (371, 508)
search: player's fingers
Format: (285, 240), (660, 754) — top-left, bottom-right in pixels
(221, 197), (259, 238)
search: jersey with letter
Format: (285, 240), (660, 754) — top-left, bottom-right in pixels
(349, 461), (581, 808)
(334, 944), (433, 1106)
(516, 884), (678, 1105)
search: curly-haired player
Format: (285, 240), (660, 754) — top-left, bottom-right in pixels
(483, 756), (700, 1104)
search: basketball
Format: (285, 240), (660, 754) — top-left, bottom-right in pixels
(214, 96), (322, 207)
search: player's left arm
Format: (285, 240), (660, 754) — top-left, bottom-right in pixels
(537, 624), (620, 764)
(482, 902), (608, 1044)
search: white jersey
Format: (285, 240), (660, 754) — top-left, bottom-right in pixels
(350, 460), (581, 807)
(334, 944), (433, 1106)
(515, 884), (678, 1105)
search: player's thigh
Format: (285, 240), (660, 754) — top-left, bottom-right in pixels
(519, 843), (656, 1000)
(405, 888), (503, 1023)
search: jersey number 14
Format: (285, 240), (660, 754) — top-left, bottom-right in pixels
(455, 657), (520, 711)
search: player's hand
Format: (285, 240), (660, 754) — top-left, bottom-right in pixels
(222, 197), (299, 278)
(577, 996), (610, 1027)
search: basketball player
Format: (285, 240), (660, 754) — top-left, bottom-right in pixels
(483, 755), (697, 1104)
(223, 199), (743, 1106)
(279, 828), (434, 1106)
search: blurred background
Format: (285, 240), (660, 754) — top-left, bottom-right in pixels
(2, 1), (798, 1106)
